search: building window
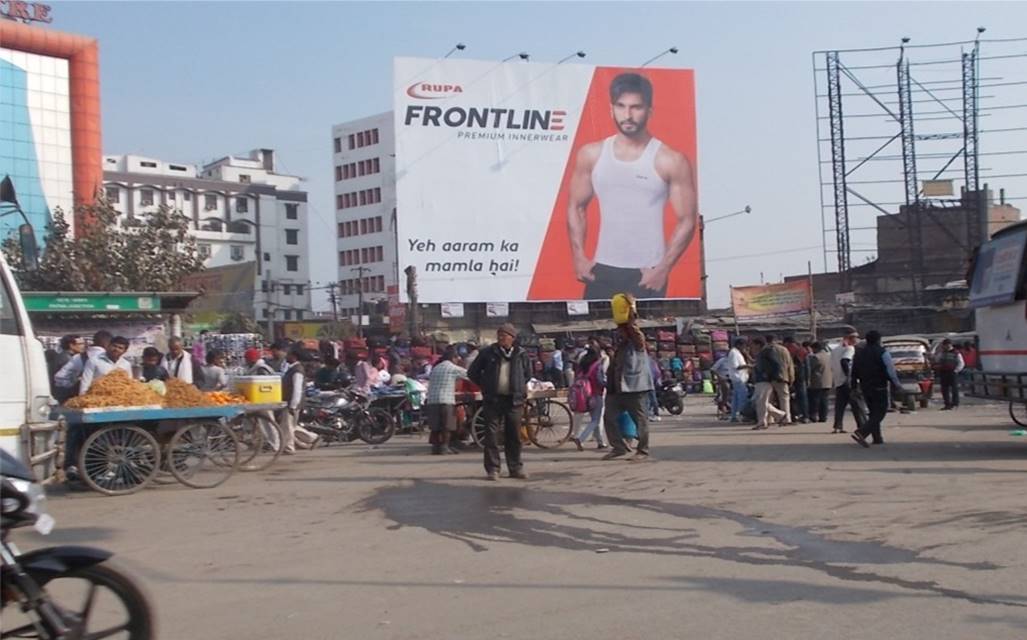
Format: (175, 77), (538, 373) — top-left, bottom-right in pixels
(337, 223), (345, 238)
(283, 284), (292, 295)
(140, 189), (154, 206)
(169, 164), (188, 172)
(359, 191), (367, 206)
(261, 280), (269, 293)
(204, 194), (217, 211)
(284, 309), (292, 320)
(236, 197), (248, 213)
(166, 190), (175, 202)
(230, 245), (244, 261)
(336, 195), (344, 210)
(372, 128), (380, 145)
(105, 186), (120, 204)
(262, 308), (269, 319)
(375, 216), (383, 232)
(358, 161), (365, 177)
(198, 243), (211, 259)
(285, 203), (298, 219)
(373, 157), (380, 173)
(339, 252), (345, 267)
(184, 191), (191, 201)
(286, 229), (299, 245)
(348, 134), (355, 150)
(359, 219), (367, 234)
(296, 285), (304, 295)
(264, 252), (271, 262)
(297, 310), (303, 320)
(285, 255), (298, 272)
(239, 174), (251, 184)
(376, 246), (384, 262)
(373, 187), (381, 203)
(335, 165), (343, 181)
(140, 161), (157, 168)
(357, 131), (365, 147)
(334, 137), (342, 153)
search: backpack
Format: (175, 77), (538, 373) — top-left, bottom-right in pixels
(568, 375), (593, 413)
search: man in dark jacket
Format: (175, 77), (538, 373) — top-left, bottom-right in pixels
(851, 330), (903, 447)
(468, 324), (532, 481)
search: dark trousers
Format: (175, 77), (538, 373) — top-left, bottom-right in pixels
(482, 397), (523, 474)
(603, 391), (650, 454)
(63, 424), (90, 470)
(583, 263), (667, 300)
(859, 385), (889, 443)
(939, 371), (960, 407)
(793, 380), (809, 419)
(808, 388), (830, 422)
(833, 384), (866, 431)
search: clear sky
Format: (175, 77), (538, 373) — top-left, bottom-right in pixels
(50, 1), (1027, 310)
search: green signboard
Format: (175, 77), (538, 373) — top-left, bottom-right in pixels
(23, 294), (161, 313)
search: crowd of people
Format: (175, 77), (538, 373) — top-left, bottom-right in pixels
(41, 311), (980, 484)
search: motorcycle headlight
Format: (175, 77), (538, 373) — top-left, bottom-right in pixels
(4, 478), (53, 533)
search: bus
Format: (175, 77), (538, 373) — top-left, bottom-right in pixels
(965, 219), (1027, 426)
(0, 252), (60, 478)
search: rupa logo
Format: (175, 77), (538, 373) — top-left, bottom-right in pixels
(407, 82), (464, 99)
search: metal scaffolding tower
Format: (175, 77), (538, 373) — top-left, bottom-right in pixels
(825, 51), (851, 279)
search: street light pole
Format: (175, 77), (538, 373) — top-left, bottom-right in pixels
(640, 47), (678, 68)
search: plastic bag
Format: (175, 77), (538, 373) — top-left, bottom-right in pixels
(617, 411), (638, 439)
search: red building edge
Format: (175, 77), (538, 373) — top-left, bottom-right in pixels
(0, 20), (102, 236)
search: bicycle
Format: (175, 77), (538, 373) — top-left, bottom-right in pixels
(469, 397), (574, 450)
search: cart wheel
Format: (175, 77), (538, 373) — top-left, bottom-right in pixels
(79, 426), (160, 496)
(167, 422), (240, 489)
(470, 406), (497, 450)
(231, 413), (283, 472)
(527, 399), (574, 449)
(1011, 401), (1027, 428)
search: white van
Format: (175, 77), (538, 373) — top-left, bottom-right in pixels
(965, 219), (1027, 426)
(0, 253), (59, 478)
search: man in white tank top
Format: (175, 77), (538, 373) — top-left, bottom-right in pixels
(567, 73), (698, 299)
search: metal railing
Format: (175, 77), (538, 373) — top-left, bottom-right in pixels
(19, 420), (63, 485)
(962, 370), (1027, 403)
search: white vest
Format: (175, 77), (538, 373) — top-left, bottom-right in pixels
(591, 136), (669, 269)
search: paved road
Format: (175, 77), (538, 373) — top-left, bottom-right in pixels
(20, 396), (1027, 639)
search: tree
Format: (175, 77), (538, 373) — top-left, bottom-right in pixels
(2, 200), (204, 291)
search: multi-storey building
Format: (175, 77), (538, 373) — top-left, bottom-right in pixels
(331, 113), (396, 320)
(103, 149), (312, 323)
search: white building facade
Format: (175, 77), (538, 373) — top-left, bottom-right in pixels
(103, 149), (312, 322)
(331, 113), (397, 319)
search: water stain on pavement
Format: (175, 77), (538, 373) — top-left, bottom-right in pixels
(362, 479), (1025, 609)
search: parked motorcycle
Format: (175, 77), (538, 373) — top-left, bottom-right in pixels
(1, 450), (154, 639)
(657, 379), (686, 415)
(299, 388), (396, 445)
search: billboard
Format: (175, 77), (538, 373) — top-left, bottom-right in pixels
(394, 57), (699, 303)
(731, 281), (812, 320)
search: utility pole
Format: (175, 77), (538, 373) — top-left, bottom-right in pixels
(265, 269), (275, 341)
(351, 266), (371, 337)
(404, 265), (419, 339)
(327, 282), (339, 323)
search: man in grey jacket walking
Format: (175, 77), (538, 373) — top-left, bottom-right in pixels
(602, 296), (655, 461)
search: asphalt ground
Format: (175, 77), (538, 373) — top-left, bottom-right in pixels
(17, 395), (1027, 639)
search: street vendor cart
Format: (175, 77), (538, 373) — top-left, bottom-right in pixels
(54, 402), (285, 496)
